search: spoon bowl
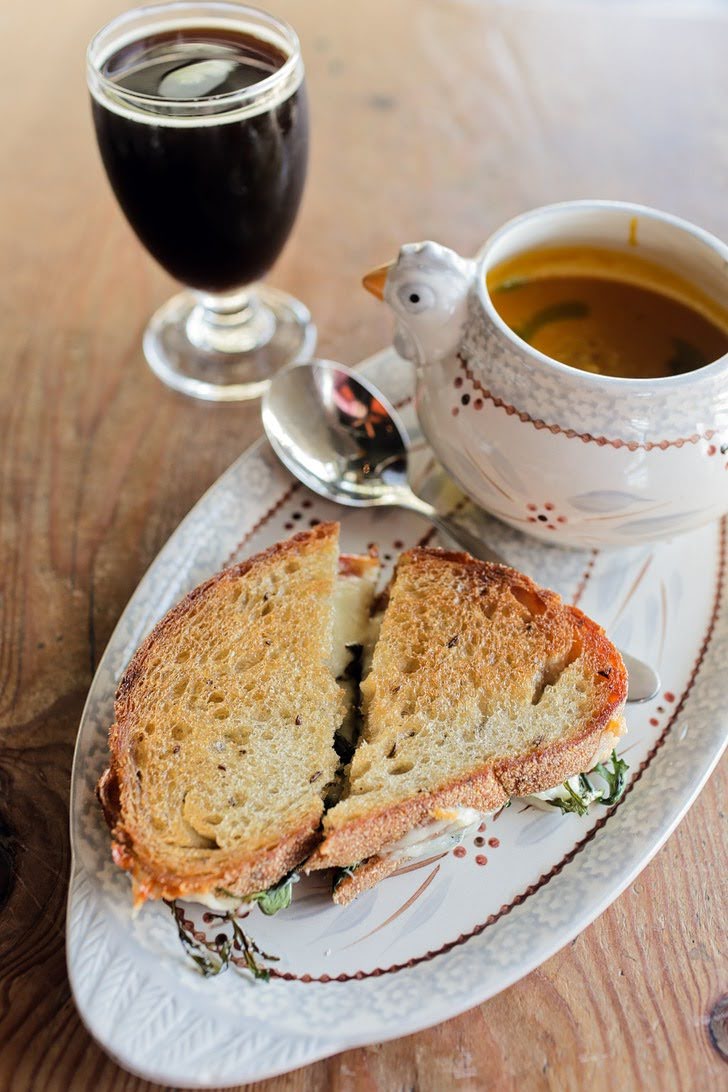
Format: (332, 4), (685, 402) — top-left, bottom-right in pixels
(262, 359), (413, 506)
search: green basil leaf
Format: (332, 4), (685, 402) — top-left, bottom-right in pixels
(592, 749), (629, 806)
(247, 871), (298, 916)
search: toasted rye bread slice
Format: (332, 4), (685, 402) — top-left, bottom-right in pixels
(306, 547), (627, 884)
(98, 522), (360, 907)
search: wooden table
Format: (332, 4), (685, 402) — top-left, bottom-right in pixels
(2, 1), (726, 1088)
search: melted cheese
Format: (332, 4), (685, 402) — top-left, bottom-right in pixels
(379, 806), (483, 863)
(330, 567), (379, 678)
(185, 889), (244, 911)
(590, 715), (627, 767)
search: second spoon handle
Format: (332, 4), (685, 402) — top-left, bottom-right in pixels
(399, 490), (659, 704)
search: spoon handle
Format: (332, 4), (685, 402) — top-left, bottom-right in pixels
(398, 492), (659, 704)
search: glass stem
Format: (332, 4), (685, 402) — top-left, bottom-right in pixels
(186, 286), (275, 354)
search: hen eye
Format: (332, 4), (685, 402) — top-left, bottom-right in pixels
(397, 283), (436, 313)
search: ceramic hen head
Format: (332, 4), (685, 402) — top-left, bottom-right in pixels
(364, 242), (476, 365)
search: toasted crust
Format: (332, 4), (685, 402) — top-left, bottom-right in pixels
(307, 547), (628, 874)
(332, 856), (399, 906)
(99, 523), (342, 906)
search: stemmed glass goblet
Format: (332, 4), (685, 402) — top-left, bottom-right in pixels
(87, 2), (313, 401)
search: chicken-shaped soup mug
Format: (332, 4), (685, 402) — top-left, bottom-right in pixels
(364, 200), (728, 548)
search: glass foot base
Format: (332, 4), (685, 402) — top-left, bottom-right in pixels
(143, 285), (316, 402)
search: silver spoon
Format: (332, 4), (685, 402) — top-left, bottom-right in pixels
(262, 359), (660, 704)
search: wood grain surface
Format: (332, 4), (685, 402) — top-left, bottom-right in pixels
(1, 1), (726, 1089)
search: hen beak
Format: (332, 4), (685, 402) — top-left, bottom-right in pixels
(362, 262), (393, 300)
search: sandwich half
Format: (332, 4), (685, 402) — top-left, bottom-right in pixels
(98, 522), (378, 907)
(305, 547), (628, 904)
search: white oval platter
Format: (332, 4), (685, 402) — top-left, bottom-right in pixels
(67, 348), (727, 1087)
